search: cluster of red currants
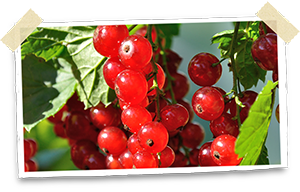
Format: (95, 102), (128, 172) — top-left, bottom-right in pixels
(24, 137), (38, 171)
(187, 22), (279, 166)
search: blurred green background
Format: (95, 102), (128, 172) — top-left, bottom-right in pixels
(24, 21), (281, 171)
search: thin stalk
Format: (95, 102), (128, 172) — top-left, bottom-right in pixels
(128, 24), (138, 32)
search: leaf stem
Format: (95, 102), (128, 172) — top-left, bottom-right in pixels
(128, 24), (138, 32)
(229, 22), (242, 127)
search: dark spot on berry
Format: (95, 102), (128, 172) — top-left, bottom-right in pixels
(123, 45), (130, 53)
(213, 151), (220, 160)
(196, 104), (203, 113)
(147, 139), (154, 147)
(84, 165), (89, 170)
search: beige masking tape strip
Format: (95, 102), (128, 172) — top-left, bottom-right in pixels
(1, 9), (42, 51)
(256, 2), (299, 43)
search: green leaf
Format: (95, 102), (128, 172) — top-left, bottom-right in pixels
(65, 26), (115, 108)
(235, 40), (267, 89)
(21, 27), (70, 61)
(256, 144), (270, 165)
(155, 24), (180, 49)
(22, 54), (77, 131)
(235, 81), (278, 165)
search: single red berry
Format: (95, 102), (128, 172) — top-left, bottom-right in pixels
(210, 113), (239, 138)
(70, 139), (98, 169)
(189, 148), (200, 166)
(83, 151), (106, 170)
(93, 25), (129, 57)
(121, 106), (152, 134)
(118, 148), (134, 169)
(147, 96), (169, 114)
(157, 49), (182, 74)
(229, 90), (258, 123)
(133, 151), (158, 168)
(138, 121), (169, 154)
(210, 134), (242, 166)
(167, 134), (180, 152)
(24, 139), (33, 162)
(180, 122), (205, 149)
(25, 159), (38, 171)
(27, 139), (38, 158)
(198, 141), (219, 166)
(103, 57), (127, 89)
(170, 151), (188, 167)
(118, 34), (153, 69)
(127, 134), (144, 155)
(53, 122), (67, 138)
(65, 111), (93, 140)
(47, 105), (68, 124)
(66, 92), (85, 112)
(251, 33), (278, 71)
(157, 146), (175, 168)
(192, 86), (225, 121)
(97, 126), (127, 155)
(115, 69), (148, 105)
(160, 104), (189, 132)
(106, 154), (123, 169)
(188, 52), (222, 86)
(89, 102), (121, 130)
(164, 72), (190, 101)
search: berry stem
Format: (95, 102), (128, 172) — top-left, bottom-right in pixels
(155, 27), (177, 104)
(128, 24), (138, 32)
(229, 22), (242, 127)
(147, 24), (162, 121)
(212, 58), (226, 67)
(261, 22), (268, 35)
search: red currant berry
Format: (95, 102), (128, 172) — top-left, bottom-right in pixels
(121, 106), (152, 134)
(180, 122), (205, 149)
(170, 151), (188, 167)
(106, 154), (123, 169)
(229, 90), (258, 123)
(160, 104), (189, 131)
(177, 99), (194, 123)
(97, 126), (127, 155)
(189, 148), (200, 166)
(27, 139), (38, 158)
(164, 72), (190, 101)
(157, 49), (182, 74)
(25, 159), (38, 171)
(118, 149), (134, 169)
(192, 86), (225, 121)
(133, 151), (158, 168)
(138, 121), (169, 154)
(70, 139), (98, 169)
(83, 151), (106, 170)
(24, 139), (33, 162)
(209, 113), (239, 138)
(188, 52), (222, 86)
(93, 25), (129, 57)
(251, 33), (278, 71)
(103, 57), (127, 89)
(118, 34), (153, 69)
(65, 111), (93, 140)
(47, 105), (68, 124)
(135, 25), (157, 42)
(167, 134), (180, 152)
(66, 92), (85, 112)
(198, 141), (219, 166)
(115, 69), (148, 105)
(127, 134), (144, 155)
(119, 96), (149, 110)
(53, 122), (67, 138)
(210, 134), (242, 166)
(157, 146), (175, 168)
(89, 102), (121, 130)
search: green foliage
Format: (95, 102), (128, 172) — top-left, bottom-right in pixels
(22, 54), (77, 131)
(235, 81), (278, 165)
(155, 23), (180, 49)
(211, 21), (266, 90)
